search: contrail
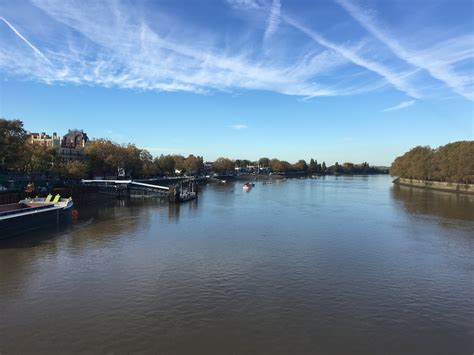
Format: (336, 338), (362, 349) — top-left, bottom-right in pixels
(1, 16), (51, 64)
(264, 0), (281, 41)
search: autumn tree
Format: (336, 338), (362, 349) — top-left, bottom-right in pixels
(66, 160), (89, 180)
(183, 155), (204, 174)
(390, 141), (474, 184)
(155, 154), (175, 176)
(293, 159), (308, 172)
(0, 118), (27, 171)
(140, 149), (155, 177)
(85, 139), (122, 176)
(212, 157), (235, 173)
(26, 144), (58, 172)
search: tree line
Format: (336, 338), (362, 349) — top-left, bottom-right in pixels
(0, 119), (204, 179)
(215, 157), (383, 175)
(390, 141), (474, 184)
(1, 118), (387, 179)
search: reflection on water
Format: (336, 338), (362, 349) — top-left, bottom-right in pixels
(0, 176), (473, 355)
(392, 184), (474, 221)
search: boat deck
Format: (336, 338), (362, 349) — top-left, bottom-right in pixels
(0, 202), (60, 219)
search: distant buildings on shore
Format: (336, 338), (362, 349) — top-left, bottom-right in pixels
(28, 132), (60, 148)
(27, 129), (89, 161)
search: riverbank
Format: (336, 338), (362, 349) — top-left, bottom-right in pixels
(215, 172), (388, 181)
(394, 177), (474, 195)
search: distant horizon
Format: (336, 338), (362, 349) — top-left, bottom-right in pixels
(12, 117), (463, 167)
(1, 0), (473, 166)
(9, 117), (468, 167)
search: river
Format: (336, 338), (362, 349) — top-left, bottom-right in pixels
(0, 175), (473, 354)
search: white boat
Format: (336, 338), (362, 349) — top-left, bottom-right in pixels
(243, 182), (253, 192)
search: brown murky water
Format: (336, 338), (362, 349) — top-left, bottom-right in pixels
(0, 176), (473, 354)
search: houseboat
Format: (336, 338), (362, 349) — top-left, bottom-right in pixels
(0, 194), (74, 238)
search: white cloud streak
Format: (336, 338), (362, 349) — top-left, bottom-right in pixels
(382, 100), (415, 112)
(335, 0), (474, 101)
(264, 0), (281, 41)
(226, 0), (261, 10)
(0, 0), (361, 97)
(1, 0), (470, 102)
(230, 124), (248, 130)
(281, 13), (421, 98)
(0, 16), (51, 64)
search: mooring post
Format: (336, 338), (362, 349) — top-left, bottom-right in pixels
(168, 185), (180, 203)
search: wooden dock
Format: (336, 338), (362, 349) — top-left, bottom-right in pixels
(81, 179), (198, 202)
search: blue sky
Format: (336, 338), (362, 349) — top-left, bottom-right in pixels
(0, 0), (473, 165)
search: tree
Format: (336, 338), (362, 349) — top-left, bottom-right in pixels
(293, 159), (308, 172)
(322, 161), (327, 173)
(309, 159), (317, 173)
(258, 157), (270, 167)
(123, 144), (143, 178)
(390, 141), (474, 183)
(155, 154), (175, 176)
(183, 155), (204, 174)
(0, 118), (27, 171)
(212, 157), (235, 173)
(66, 160), (88, 180)
(26, 144), (57, 172)
(317, 163), (322, 173)
(172, 155), (185, 171)
(270, 158), (283, 172)
(86, 139), (125, 176)
(140, 149), (155, 177)
(270, 159), (293, 173)
(342, 162), (355, 174)
(361, 162), (370, 174)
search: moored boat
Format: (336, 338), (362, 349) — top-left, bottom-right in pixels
(243, 182), (254, 192)
(179, 190), (197, 202)
(0, 194), (74, 239)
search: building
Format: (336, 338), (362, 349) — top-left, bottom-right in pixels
(59, 129), (89, 162)
(61, 129), (89, 149)
(27, 132), (60, 148)
(25, 129), (90, 162)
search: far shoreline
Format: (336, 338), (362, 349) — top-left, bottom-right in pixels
(393, 177), (474, 195)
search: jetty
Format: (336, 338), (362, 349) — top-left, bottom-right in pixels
(81, 179), (198, 202)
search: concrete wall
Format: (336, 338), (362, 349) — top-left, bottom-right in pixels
(395, 178), (474, 195)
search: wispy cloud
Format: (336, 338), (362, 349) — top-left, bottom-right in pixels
(0, 0), (356, 97)
(335, 0), (474, 100)
(382, 100), (415, 112)
(281, 14), (421, 99)
(0, 17), (51, 64)
(0, 0), (471, 102)
(230, 124), (248, 130)
(226, 0), (261, 10)
(264, 0), (281, 42)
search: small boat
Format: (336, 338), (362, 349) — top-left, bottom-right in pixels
(220, 180), (227, 183)
(0, 194), (74, 238)
(179, 191), (197, 202)
(243, 182), (253, 192)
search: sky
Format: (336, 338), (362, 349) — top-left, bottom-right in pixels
(0, 0), (473, 165)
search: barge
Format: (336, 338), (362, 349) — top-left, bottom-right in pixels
(0, 194), (74, 238)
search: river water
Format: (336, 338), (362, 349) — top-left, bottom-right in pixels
(0, 175), (473, 354)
